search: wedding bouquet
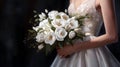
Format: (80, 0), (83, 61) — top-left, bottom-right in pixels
(25, 9), (88, 55)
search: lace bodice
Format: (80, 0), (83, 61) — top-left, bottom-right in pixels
(68, 0), (103, 36)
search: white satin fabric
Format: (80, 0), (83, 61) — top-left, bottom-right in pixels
(51, 0), (120, 67)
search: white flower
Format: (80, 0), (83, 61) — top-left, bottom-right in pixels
(33, 26), (40, 31)
(55, 28), (67, 41)
(69, 31), (76, 39)
(59, 12), (69, 20)
(48, 11), (59, 19)
(44, 28), (54, 35)
(64, 9), (68, 13)
(45, 9), (48, 13)
(36, 33), (45, 43)
(33, 19), (51, 32)
(39, 12), (46, 21)
(45, 33), (56, 45)
(38, 44), (44, 50)
(51, 19), (66, 28)
(39, 19), (51, 28)
(65, 17), (79, 30)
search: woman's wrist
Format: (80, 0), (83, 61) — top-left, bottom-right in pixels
(72, 42), (81, 52)
(73, 41), (87, 52)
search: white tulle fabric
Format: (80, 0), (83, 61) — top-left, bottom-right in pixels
(51, 0), (120, 67)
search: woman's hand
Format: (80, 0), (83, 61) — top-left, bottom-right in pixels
(57, 45), (76, 58)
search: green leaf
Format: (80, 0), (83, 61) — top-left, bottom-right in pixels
(68, 39), (73, 45)
(48, 18), (52, 23)
(51, 26), (56, 31)
(28, 29), (35, 33)
(76, 33), (85, 40)
(37, 28), (43, 33)
(45, 44), (51, 55)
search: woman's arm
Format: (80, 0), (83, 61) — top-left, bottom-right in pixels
(74, 0), (118, 51)
(57, 0), (118, 57)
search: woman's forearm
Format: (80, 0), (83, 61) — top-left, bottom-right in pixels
(73, 34), (118, 52)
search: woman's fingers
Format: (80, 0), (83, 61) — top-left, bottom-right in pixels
(57, 49), (63, 55)
(57, 45), (74, 58)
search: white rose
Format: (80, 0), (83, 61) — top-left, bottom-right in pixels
(55, 28), (67, 41)
(36, 33), (45, 43)
(44, 32), (56, 45)
(69, 31), (76, 39)
(33, 19), (51, 32)
(65, 17), (79, 30)
(38, 44), (44, 50)
(44, 28), (54, 35)
(39, 19), (54, 34)
(51, 19), (66, 28)
(39, 19), (51, 28)
(48, 11), (59, 19)
(59, 12), (69, 20)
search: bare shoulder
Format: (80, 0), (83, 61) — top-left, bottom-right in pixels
(99, 0), (115, 15)
(95, 0), (113, 8)
(99, 0), (113, 3)
(99, 0), (114, 7)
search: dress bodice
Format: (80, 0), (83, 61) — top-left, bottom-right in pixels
(68, 0), (103, 36)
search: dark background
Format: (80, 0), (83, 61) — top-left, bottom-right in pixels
(0, 0), (120, 67)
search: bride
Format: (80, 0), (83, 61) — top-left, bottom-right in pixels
(51, 0), (120, 67)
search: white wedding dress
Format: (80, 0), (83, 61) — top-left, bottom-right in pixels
(51, 0), (120, 67)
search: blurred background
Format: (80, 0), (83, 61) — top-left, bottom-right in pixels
(0, 0), (120, 67)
